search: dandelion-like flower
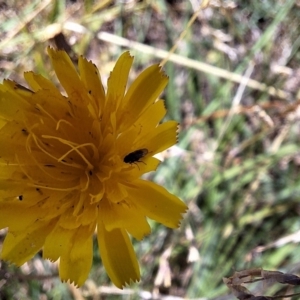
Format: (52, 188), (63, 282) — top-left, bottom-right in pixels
(0, 48), (187, 288)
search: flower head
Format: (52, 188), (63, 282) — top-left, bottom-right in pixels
(0, 48), (187, 288)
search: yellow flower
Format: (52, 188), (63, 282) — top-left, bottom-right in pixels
(0, 48), (187, 288)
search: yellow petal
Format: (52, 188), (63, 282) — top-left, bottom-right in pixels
(118, 64), (168, 131)
(0, 185), (60, 231)
(0, 118), (6, 129)
(116, 120), (176, 165)
(116, 125), (141, 156)
(97, 221), (140, 288)
(24, 71), (58, 92)
(106, 52), (133, 109)
(0, 164), (20, 179)
(47, 48), (88, 104)
(75, 203), (98, 226)
(144, 120), (178, 154)
(58, 208), (82, 230)
(78, 57), (105, 101)
(116, 100), (167, 155)
(1, 219), (57, 265)
(43, 225), (74, 261)
(133, 99), (166, 138)
(78, 56), (106, 118)
(120, 157), (161, 180)
(1, 80), (33, 98)
(0, 81), (31, 121)
(0, 202), (38, 231)
(125, 180), (187, 228)
(0, 122), (29, 162)
(59, 225), (94, 287)
(99, 198), (151, 240)
(0, 178), (27, 197)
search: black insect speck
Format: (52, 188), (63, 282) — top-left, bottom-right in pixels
(124, 148), (148, 165)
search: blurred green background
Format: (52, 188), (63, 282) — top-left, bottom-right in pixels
(1, 0), (300, 299)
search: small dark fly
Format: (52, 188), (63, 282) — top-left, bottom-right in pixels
(123, 148), (148, 167)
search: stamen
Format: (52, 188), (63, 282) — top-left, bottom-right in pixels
(73, 191), (86, 216)
(35, 103), (57, 123)
(30, 183), (80, 192)
(56, 119), (74, 130)
(90, 190), (104, 204)
(26, 145), (76, 182)
(42, 135), (98, 168)
(25, 133), (33, 153)
(32, 134), (83, 169)
(58, 144), (93, 169)
(31, 134), (66, 162)
(15, 154), (35, 183)
(80, 170), (90, 192)
(42, 135), (78, 146)
(57, 142), (98, 166)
